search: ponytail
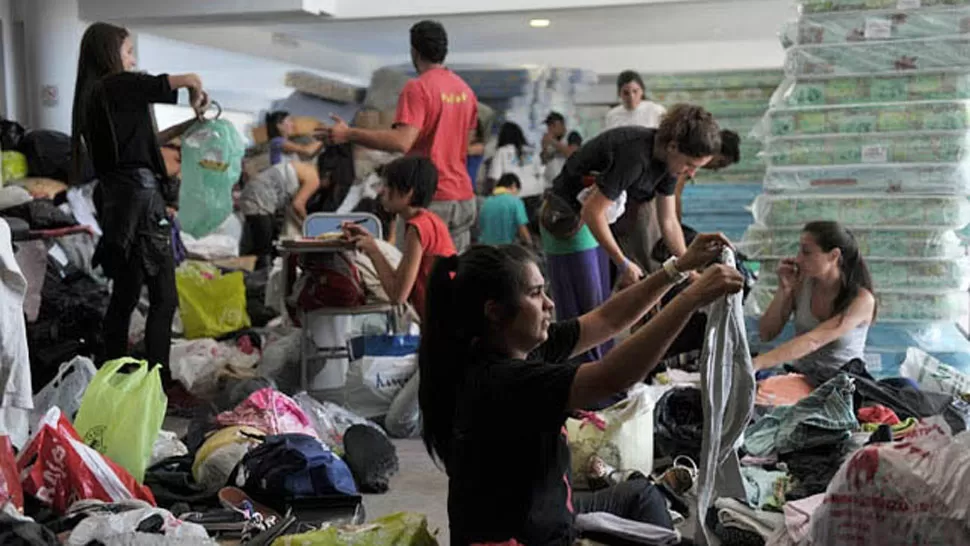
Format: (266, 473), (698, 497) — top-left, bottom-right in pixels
(418, 254), (465, 465)
(418, 245), (537, 467)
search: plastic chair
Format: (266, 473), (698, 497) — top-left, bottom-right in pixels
(303, 212), (382, 240)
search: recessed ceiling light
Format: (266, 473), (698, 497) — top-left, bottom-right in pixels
(529, 18), (551, 28)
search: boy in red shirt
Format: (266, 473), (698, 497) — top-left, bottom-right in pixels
(342, 156), (456, 439)
(325, 21), (478, 252)
(342, 156), (456, 321)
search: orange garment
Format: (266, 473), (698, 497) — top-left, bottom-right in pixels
(755, 373), (814, 406)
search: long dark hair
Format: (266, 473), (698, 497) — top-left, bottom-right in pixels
(497, 122), (528, 162)
(71, 22), (129, 182)
(265, 111), (290, 140)
(803, 221), (876, 322)
(419, 245), (536, 465)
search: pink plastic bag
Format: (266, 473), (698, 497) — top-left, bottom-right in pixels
(216, 388), (319, 439)
(17, 407), (155, 514)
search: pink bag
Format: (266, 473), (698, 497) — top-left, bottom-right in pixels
(216, 388), (319, 439)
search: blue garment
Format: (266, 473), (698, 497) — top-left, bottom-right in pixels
(466, 155), (484, 192)
(744, 374), (858, 457)
(478, 193), (528, 245)
(269, 137), (286, 166)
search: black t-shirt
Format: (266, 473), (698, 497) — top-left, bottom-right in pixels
(552, 126), (676, 210)
(447, 320), (582, 546)
(84, 72), (178, 179)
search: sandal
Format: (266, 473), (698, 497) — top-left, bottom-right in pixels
(660, 456), (698, 495)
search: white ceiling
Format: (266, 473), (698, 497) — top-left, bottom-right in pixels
(273, 0), (795, 58)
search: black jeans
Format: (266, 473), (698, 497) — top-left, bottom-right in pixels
(241, 214), (277, 270)
(103, 246), (177, 380)
(573, 479), (673, 530)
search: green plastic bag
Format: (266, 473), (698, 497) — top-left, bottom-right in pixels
(176, 261), (251, 339)
(178, 118), (244, 238)
(72, 358), (167, 483)
(2, 150), (27, 181)
(272, 512), (438, 546)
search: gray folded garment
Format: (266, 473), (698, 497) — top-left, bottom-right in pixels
(714, 497), (785, 539)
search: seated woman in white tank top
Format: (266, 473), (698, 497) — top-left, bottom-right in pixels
(754, 221), (877, 371)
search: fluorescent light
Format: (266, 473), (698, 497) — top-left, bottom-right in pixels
(529, 18), (551, 28)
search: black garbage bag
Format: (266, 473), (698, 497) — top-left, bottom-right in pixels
(244, 268), (278, 327)
(28, 259), (109, 388)
(0, 512), (59, 546)
(654, 387), (704, 462)
(20, 130), (95, 184)
(0, 117), (26, 151)
(1, 199), (76, 230)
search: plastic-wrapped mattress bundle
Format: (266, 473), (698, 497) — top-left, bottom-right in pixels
(743, 0), (970, 375)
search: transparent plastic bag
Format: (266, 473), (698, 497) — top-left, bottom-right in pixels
(759, 257), (970, 290)
(32, 356), (98, 427)
(750, 194), (970, 228)
(771, 71), (970, 109)
(292, 392), (385, 454)
(178, 118), (245, 239)
(746, 284), (969, 321)
(761, 101), (970, 139)
(785, 36), (970, 78)
(738, 225), (965, 259)
(762, 163), (970, 194)
(798, 0), (970, 14)
(786, 5), (970, 45)
(761, 130), (970, 168)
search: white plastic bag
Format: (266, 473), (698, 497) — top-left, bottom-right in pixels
(169, 339), (260, 398)
(566, 384), (655, 490)
(900, 347), (970, 397)
(149, 431), (188, 467)
(809, 418), (970, 546)
(31, 356), (97, 427)
(67, 507), (214, 545)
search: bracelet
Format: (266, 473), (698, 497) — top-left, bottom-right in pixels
(662, 257), (689, 284)
(616, 258), (630, 275)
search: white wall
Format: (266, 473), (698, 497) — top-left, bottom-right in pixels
(134, 32), (373, 117)
(21, 0), (85, 132)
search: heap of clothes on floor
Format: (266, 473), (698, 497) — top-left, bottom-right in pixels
(650, 341), (970, 546)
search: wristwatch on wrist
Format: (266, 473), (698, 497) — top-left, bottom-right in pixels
(662, 257), (689, 284)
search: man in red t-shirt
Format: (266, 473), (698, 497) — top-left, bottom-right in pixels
(325, 20), (478, 252)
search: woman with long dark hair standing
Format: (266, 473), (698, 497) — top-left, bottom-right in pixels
(418, 235), (740, 544)
(755, 220), (876, 370)
(71, 22), (209, 380)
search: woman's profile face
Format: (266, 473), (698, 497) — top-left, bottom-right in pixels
(120, 36), (137, 71)
(499, 262), (555, 354)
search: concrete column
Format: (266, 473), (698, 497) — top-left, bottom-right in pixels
(22, 0), (84, 132)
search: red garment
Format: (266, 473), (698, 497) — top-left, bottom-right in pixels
(857, 405), (901, 425)
(395, 67), (477, 202)
(406, 209), (456, 320)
